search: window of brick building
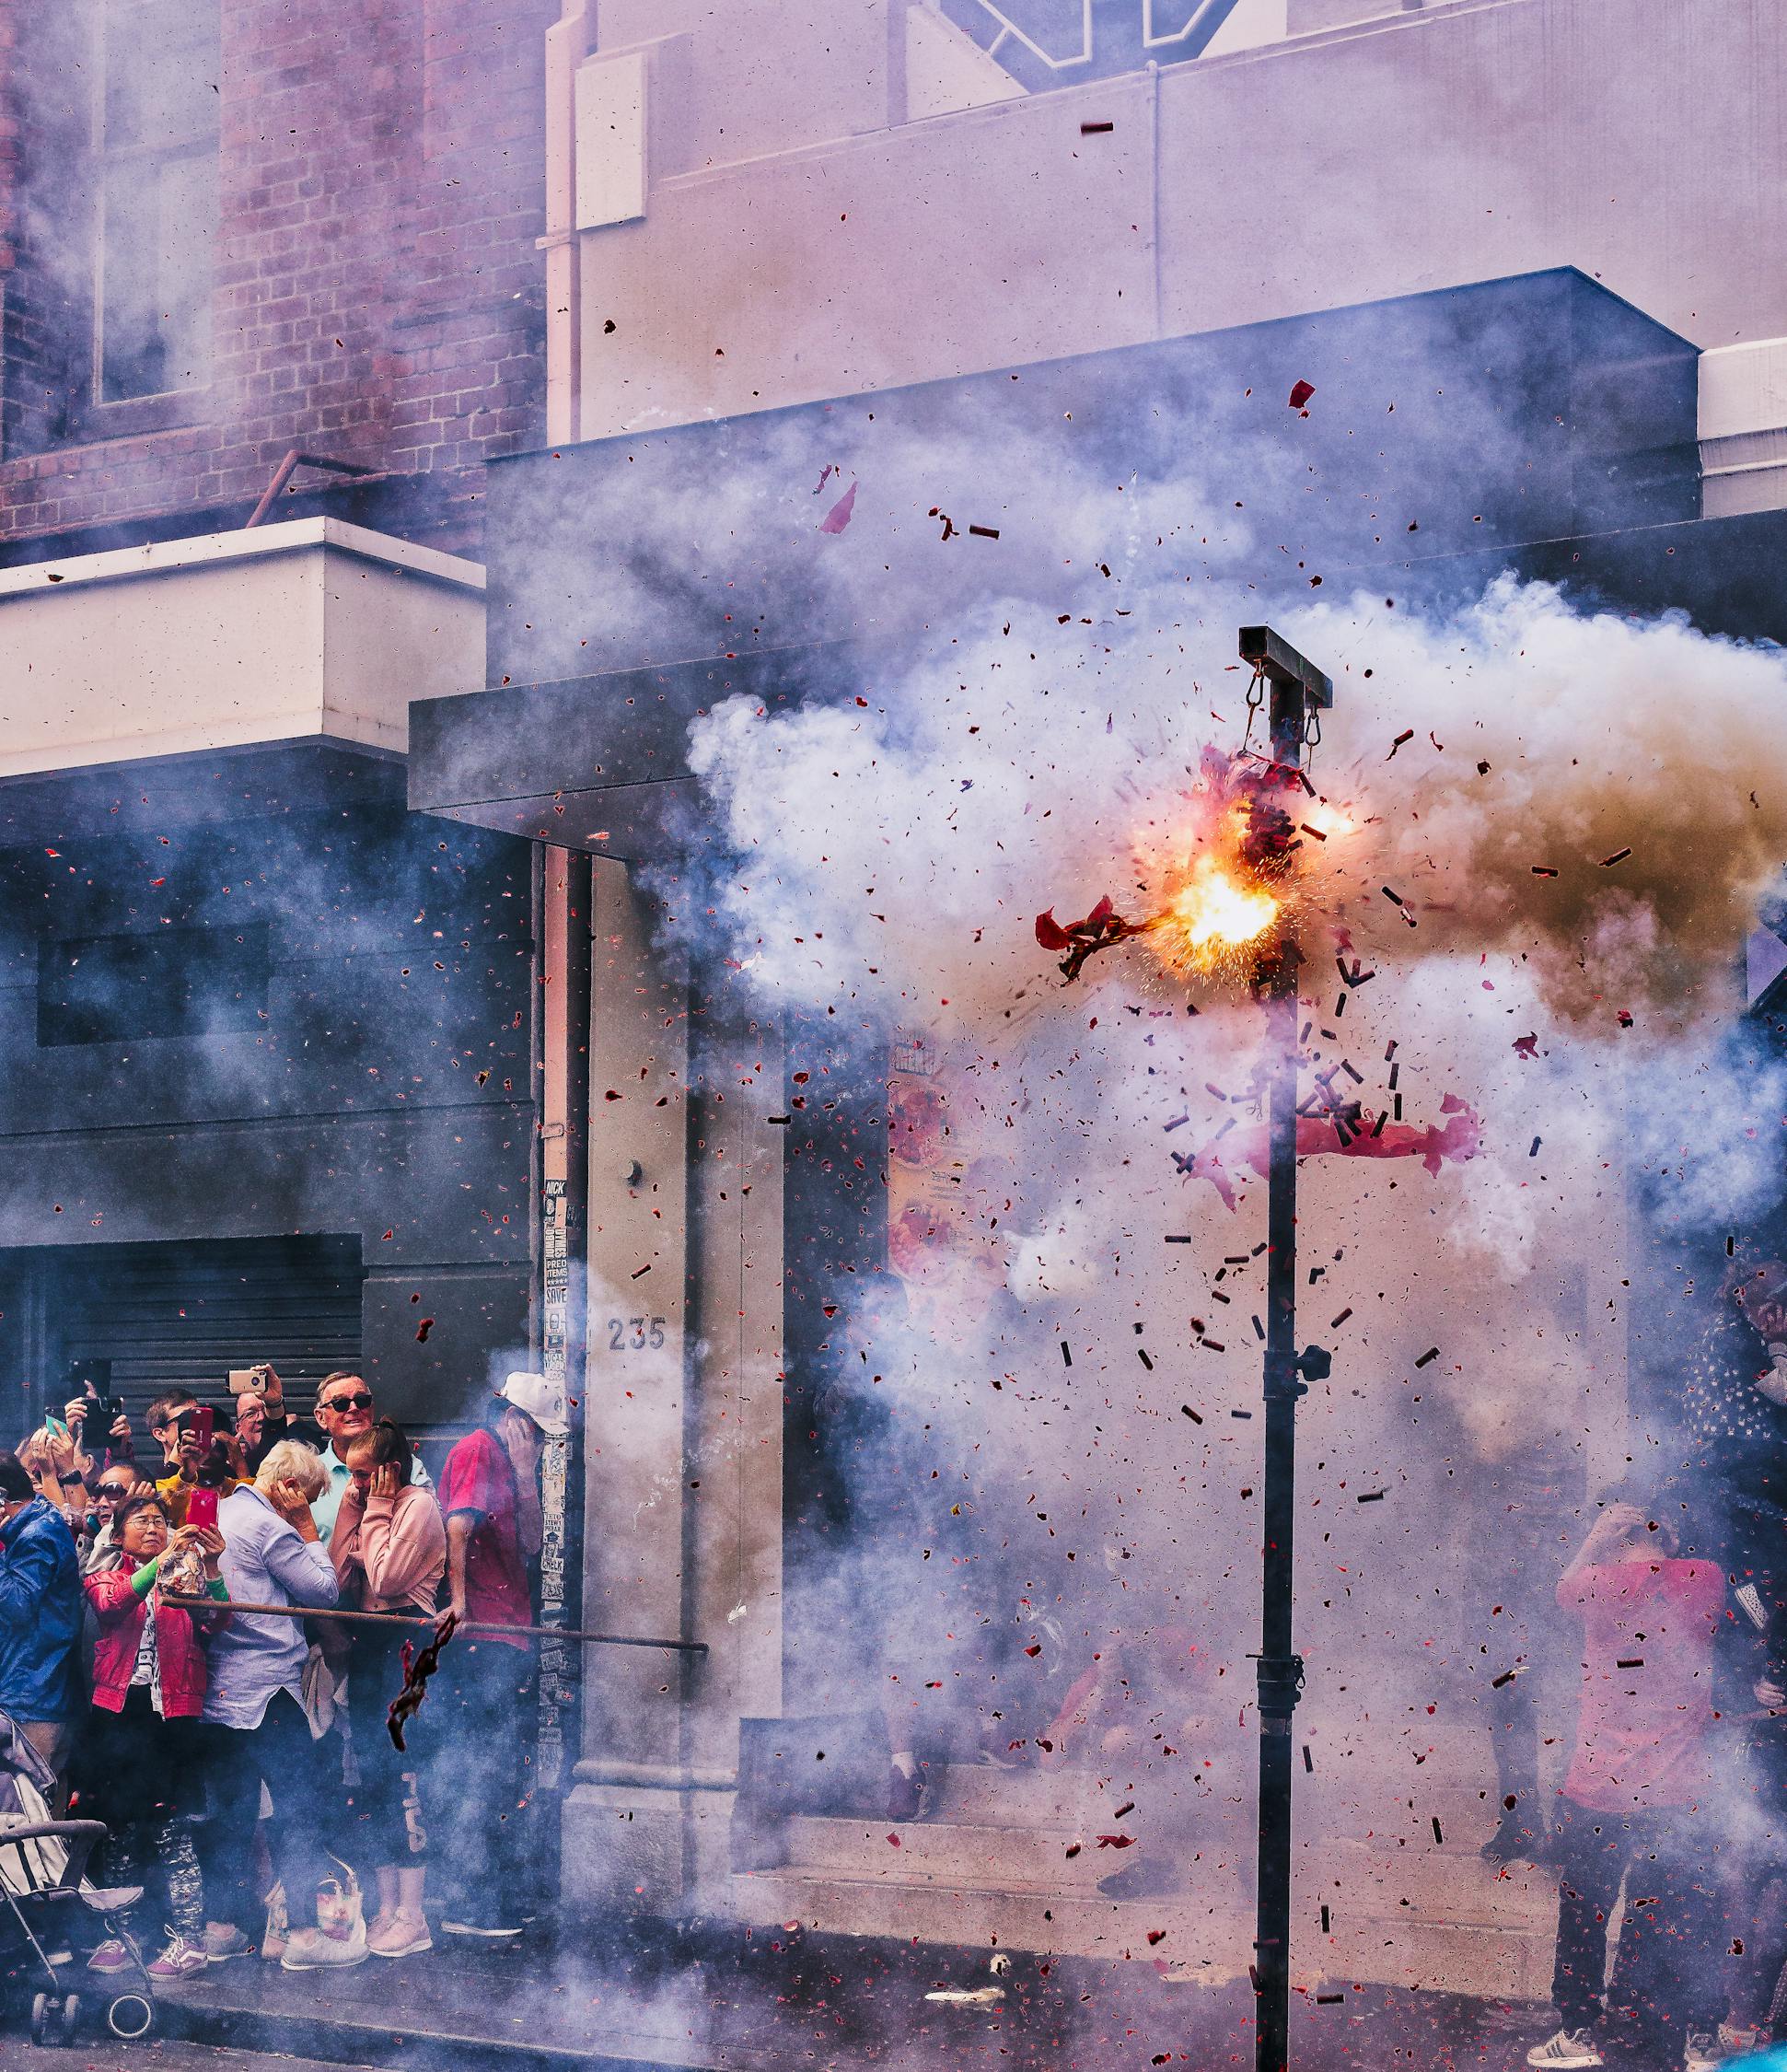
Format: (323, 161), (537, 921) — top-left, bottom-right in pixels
(94, 0), (220, 402)
(0, 0), (219, 456)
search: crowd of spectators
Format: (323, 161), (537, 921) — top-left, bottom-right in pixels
(0, 1362), (566, 1979)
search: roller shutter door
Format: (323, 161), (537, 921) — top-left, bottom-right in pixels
(46, 1235), (364, 1426)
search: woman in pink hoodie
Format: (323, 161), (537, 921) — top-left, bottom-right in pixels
(329, 1420), (446, 1960)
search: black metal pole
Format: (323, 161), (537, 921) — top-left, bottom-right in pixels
(1238, 626), (1331, 2072)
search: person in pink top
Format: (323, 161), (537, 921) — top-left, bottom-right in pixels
(1526, 1486), (1725, 2071)
(329, 1419), (446, 1961)
(432, 1371), (563, 1940)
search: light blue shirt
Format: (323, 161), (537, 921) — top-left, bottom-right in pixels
(310, 1445), (433, 1545)
(204, 1484), (340, 1729)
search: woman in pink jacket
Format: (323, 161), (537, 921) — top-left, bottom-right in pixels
(80, 1492), (229, 1981)
(329, 1420), (446, 1960)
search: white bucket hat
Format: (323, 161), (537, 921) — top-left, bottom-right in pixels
(496, 1369), (569, 1438)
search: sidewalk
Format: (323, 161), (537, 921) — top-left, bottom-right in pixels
(150, 1917), (1603, 2072)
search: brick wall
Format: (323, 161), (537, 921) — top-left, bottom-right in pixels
(0, 0), (553, 558)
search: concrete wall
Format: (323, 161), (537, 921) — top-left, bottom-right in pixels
(568, 0), (1786, 439)
(0, 519), (484, 775)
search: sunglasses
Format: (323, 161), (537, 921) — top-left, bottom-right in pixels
(97, 1483), (135, 1500)
(321, 1391), (374, 1414)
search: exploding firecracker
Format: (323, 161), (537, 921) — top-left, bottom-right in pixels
(1037, 748), (1328, 987)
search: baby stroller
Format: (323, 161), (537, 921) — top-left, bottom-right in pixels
(0, 1711), (156, 2045)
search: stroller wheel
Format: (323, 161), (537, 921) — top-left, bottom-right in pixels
(59, 1992), (80, 2043)
(29, 1990), (56, 2044)
(104, 1992), (153, 2041)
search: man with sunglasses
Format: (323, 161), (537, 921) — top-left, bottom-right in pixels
(309, 1373), (432, 1542)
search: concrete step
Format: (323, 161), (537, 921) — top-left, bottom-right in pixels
(733, 1866), (1257, 1980)
(1306, 1836), (1556, 1928)
(783, 1814), (1112, 1888)
(733, 1864), (1550, 1997)
(1313, 1912), (1558, 2001)
(929, 1764), (1131, 1825)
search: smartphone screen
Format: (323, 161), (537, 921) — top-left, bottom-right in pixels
(186, 1484), (219, 1531)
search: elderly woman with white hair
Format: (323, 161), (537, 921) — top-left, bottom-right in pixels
(195, 1439), (361, 1971)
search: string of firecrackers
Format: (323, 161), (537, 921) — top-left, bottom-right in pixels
(1175, 1096), (1481, 1213)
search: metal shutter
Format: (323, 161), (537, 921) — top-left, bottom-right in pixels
(47, 1235), (365, 1426)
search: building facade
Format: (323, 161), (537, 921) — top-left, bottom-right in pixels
(6, 0), (1787, 1999)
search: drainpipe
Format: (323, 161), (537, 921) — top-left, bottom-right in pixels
(542, 0), (595, 445)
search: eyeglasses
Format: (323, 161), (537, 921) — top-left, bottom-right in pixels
(321, 1392), (374, 1414)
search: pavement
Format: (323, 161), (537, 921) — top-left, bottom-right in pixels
(0, 1915), (1726, 2070)
(143, 1921), (1706, 2072)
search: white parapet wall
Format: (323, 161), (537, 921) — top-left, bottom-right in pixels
(1700, 338), (1787, 520)
(0, 517), (485, 778)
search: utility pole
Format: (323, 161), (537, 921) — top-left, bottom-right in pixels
(1238, 625), (1333, 2072)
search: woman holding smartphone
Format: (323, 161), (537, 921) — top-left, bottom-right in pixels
(81, 1493), (229, 1981)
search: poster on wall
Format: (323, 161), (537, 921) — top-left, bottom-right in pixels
(537, 1177), (572, 1791)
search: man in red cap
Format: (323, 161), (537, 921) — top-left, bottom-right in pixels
(435, 1371), (566, 1940)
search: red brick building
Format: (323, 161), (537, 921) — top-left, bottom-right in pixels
(0, 0), (555, 557)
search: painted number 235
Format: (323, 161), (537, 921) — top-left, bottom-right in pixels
(609, 1317), (667, 1352)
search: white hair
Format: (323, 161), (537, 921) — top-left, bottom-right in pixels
(254, 1438), (327, 1503)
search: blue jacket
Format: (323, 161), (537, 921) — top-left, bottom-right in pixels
(0, 1498), (84, 1723)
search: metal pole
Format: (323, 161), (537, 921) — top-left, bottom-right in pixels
(1238, 625), (1331, 2072)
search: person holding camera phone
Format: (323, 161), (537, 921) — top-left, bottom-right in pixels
(0, 1450), (85, 1803)
(230, 1365), (295, 1475)
(146, 1391), (249, 1529)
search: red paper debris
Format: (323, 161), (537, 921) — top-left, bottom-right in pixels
(818, 481), (857, 534)
(1096, 1833), (1138, 1849)
(1288, 379), (1316, 410)
(1513, 1033), (1538, 1059)
(1034, 894), (1144, 981)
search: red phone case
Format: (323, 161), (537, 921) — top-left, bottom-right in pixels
(187, 1485), (219, 1531)
(194, 1406), (215, 1451)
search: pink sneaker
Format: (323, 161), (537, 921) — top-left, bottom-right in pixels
(147, 1935), (208, 1980)
(86, 1938), (131, 1974)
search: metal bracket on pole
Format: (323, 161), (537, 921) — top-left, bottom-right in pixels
(1254, 1652), (1305, 1721)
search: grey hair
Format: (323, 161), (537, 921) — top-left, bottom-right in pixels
(254, 1438), (327, 1503)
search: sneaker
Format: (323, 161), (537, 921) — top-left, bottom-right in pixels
(147, 1935), (209, 1980)
(86, 1938), (131, 1974)
(367, 1910), (433, 1959)
(1686, 2029), (1761, 2071)
(203, 1922), (254, 1963)
(1526, 2031), (1603, 2068)
(440, 1914), (523, 1940)
(280, 1923), (369, 1972)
